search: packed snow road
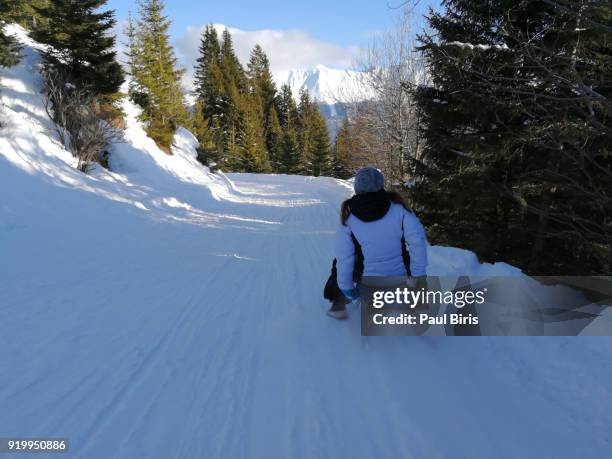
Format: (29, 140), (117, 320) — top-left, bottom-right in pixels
(1, 24), (611, 459)
(2, 172), (611, 459)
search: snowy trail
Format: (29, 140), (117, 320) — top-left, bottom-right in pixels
(2, 171), (611, 458)
(1, 24), (612, 458)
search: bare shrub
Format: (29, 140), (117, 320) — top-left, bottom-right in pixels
(43, 69), (123, 172)
(336, 7), (428, 186)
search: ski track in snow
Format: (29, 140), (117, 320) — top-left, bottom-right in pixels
(1, 24), (612, 458)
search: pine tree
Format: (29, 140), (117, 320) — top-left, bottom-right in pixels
(247, 45), (277, 118)
(220, 29), (245, 91)
(247, 44), (279, 170)
(276, 84), (301, 173)
(192, 25), (226, 164)
(123, 9), (143, 102)
(231, 95), (270, 172)
(266, 105), (283, 170)
(277, 83), (298, 130)
(297, 89), (332, 176)
(129, 0), (187, 150)
(0, 0), (21, 68)
(415, 0), (612, 274)
(216, 29), (248, 165)
(310, 114), (332, 177)
(222, 82), (243, 167)
(332, 117), (353, 179)
(31, 0), (123, 95)
(192, 99), (221, 168)
(297, 89), (313, 173)
(194, 25), (221, 97)
(281, 125), (300, 174)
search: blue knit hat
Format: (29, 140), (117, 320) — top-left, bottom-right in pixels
(354, 167), (384, 194)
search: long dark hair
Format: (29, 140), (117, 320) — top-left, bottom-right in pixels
(341, 190), (410, 225)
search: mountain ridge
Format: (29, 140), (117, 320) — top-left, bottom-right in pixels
(273, 64), (373, 104)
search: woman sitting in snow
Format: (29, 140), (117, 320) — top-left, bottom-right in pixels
(323, 167), (428, 319)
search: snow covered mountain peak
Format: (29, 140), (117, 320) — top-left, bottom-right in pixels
(273, 65), (373, 104)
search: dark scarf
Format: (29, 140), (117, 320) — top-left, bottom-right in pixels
(347, 190), (390, 222)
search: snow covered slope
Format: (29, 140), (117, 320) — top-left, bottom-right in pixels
(1, 24), (612, 459)
(273, 64), (373, 104)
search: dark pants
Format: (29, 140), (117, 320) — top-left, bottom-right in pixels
(323, 234), (364, 302)
(323, 258), (363, 302)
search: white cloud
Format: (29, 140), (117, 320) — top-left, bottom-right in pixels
(173, 24), (361, 90)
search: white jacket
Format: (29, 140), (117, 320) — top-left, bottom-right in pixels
(335, 202), (428, 291)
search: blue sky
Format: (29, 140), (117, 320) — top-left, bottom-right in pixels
(107, 0), (441, 76)
(107, 0), (439, 48)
